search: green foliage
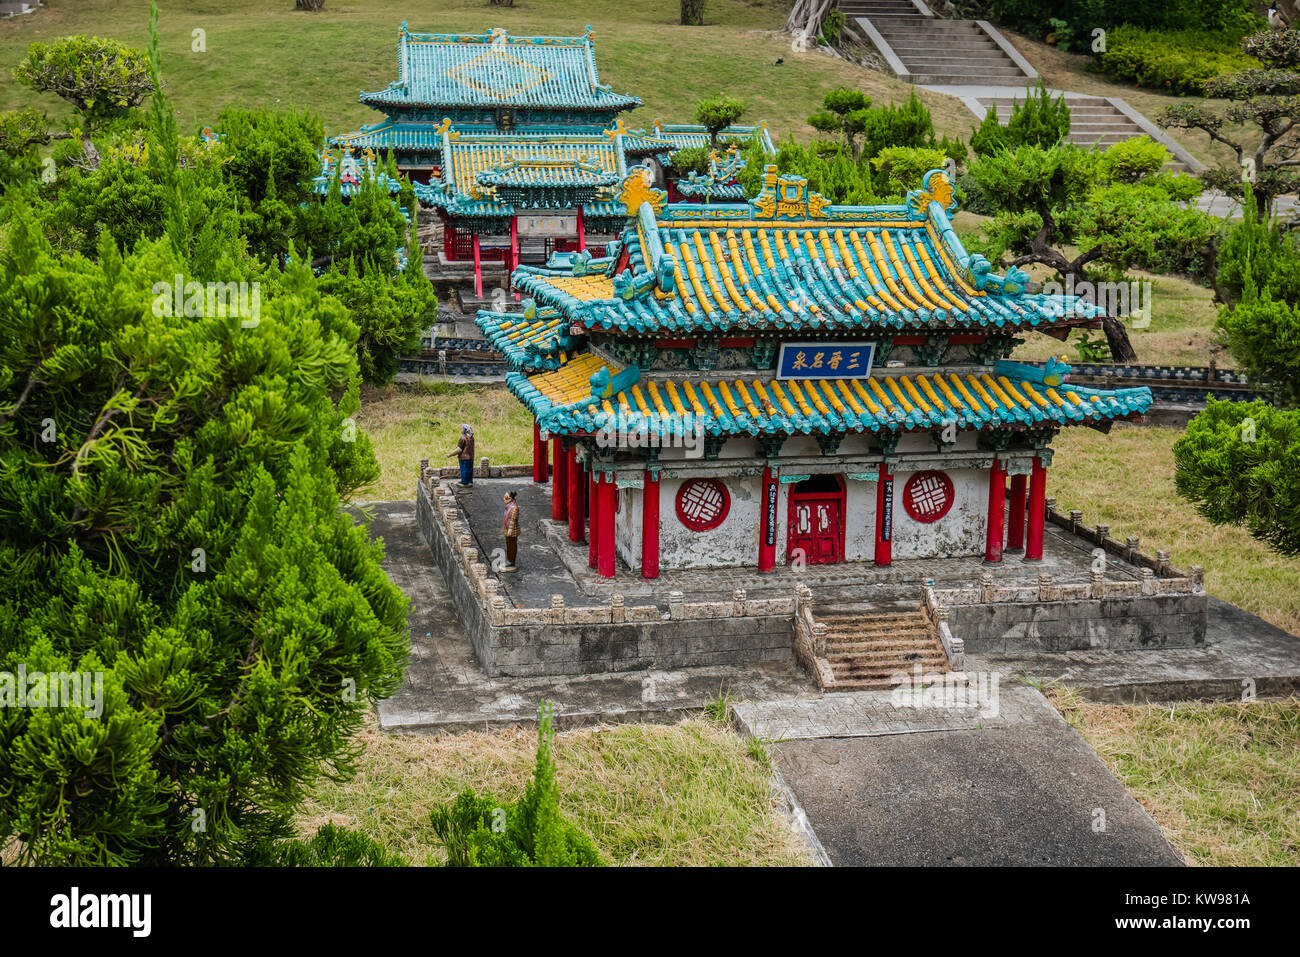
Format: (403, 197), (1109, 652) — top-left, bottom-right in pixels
(1093, 26), (1258, 94)
(1218, 295), (1300, 409)
(0, 6), (408, 866)
(250, 823), (409, 866)
(14, 34), (154, 135)
(1215, 193), (1300, 306)
(1072, 329), (1111, 362)
(968, 140), (1215, 283)
(970, 82), (1071, 157)
(985, 0), (1260, 38)
(214, 106), (323, 264)
(670, 145), (712, 175)
(694, 94), (746, 146)
(0, 211), (409, 865)
(819, 9), (846, 47)
(1174, 399), (1300, 556)
(429, 702), (603, 867)
(871, 146), (948, 199)
(680, 0), (706, 27)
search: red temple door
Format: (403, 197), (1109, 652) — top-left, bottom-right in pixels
(788, 493), (843, 565)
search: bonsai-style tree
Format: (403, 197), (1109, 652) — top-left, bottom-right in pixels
(1160, 27), (1300, 222)
(695, 94), (746, 147)
(808, 87), (872, 159)
(681, 0), (706, 26)
(968, 139), (1216, 360)
(295, 0), (326, 10)
(14, 35), (153, 159)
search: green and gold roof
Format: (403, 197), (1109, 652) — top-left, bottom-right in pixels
(503, 356), (1151, 440)
(502, 166), (1104, 336)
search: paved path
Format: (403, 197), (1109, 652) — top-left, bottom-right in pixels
(736, 684), (1184, 866)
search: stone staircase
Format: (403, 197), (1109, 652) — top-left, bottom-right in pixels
(844, 1), (1036, 86)
(818, 601), (952, 690)
(972, 93), (1199, 173)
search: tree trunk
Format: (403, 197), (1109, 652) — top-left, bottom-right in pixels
(1100, 316), (1139, 363)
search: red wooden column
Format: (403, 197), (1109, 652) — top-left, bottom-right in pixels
(551, 437), (568, 521)
(509, 215), (520, 302)
(567, 445), (584, 543)
(984, 458), (1007, 563)
(758, 466), (778, 572)
(1007, 472), (1027, 551)
(471, 234), (482, 298)
(532, 421), (548, 483)
(874, 462), (893, 566)
(642, 469), (660, 580)
(576, 207), (586, 251)
(444, 223), (456, 261)
(588, 466), (599, 568)
(1025, 456), (1047, 562)
(598, 472), (616, 578)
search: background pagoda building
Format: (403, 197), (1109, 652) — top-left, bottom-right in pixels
(477, 166), (1153, 580)
(331, 24), (774, 294)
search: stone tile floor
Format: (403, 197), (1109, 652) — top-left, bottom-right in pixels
(449, 477), (1149, 610)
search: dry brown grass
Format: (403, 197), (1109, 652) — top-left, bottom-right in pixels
(1052, 690), (1300, 866)
(303, 717), (812, 867)
(1050, 425), (1300, 636)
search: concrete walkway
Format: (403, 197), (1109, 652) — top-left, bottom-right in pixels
(735, 685), (1185, 866)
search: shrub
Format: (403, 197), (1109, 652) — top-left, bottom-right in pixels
(1174, 399), (1300, 556)
(984, 0), (1260, 38)
(970, 82), (1070, 156)
(250, 824), (409, 866)
(1215, 190), (1300, 305)
(1093, 27), (1258, 95)
(428, 702), (603, 867)
(871, 146), (948, 199)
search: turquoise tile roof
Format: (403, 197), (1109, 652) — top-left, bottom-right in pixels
(477, 304), (570, 370)
(328, 118), (447, 153)
(414, 128), (630, 220)
(360, 24), (640, 113)
(507, 166), (1106, 336)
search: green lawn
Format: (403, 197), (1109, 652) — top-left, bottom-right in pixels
(302, 717), (811, 866)
(0, 0), (977, 149)
(1054, 692), (1300, 866)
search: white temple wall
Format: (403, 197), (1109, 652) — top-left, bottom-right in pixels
(890, 466), (987, 559)
(843, 477), (880, 562)
(657, 475), (761, 569)
(615, 484), (643, 571)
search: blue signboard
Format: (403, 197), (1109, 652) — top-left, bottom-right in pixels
(776, 341), (876, 380)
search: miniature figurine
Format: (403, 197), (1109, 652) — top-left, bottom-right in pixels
(502, 490), (520, 572)
(450, 424), (474, 486)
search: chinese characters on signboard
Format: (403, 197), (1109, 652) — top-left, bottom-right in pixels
(776, 342), (876, 380)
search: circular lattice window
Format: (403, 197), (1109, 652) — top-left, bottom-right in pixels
(902, 470), (955, 523)
(675, 478), (730, 531)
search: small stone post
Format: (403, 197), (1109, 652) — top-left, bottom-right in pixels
(732, 587), (747, 617)
(1038, 573), (1054, 602)
(1155, 549), (1171, 576)
(668, 590), (685, 620)
(610, 593), (626, 623)
(1140, 567), (1156, 595)
(549, 594), (565, 624)
(980, 570), (995, 603)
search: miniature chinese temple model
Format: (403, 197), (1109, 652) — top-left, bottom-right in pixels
(478, 166), (1153, 579)
(331, 24), (773, 291)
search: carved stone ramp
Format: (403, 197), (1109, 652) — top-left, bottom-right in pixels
(844, 1), (1037, 87)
